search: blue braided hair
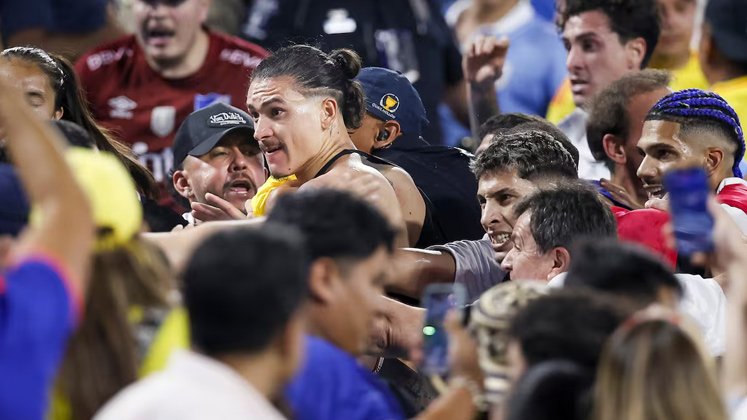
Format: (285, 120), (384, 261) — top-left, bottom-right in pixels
(646, 89), (745, 178)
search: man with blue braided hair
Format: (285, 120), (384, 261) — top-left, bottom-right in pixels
(637, 88), (747, 232)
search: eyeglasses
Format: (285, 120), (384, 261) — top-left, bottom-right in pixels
(139, 0), (189, 7)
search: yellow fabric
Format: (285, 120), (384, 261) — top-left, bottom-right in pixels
(30, 148), (141, 251)
(547, 55), (708, 125)
(48, 307), (189, 420)
(250, 175), (297, 216)
(545, 78), (576, 124)
(665, 53), (709, 92)
(712, 75), (747, 136)
(139, 307), (190, 376)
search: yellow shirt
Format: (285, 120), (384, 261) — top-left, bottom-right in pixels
(666, 53), (709, 92)
(545, 78), (575, 124)
(546, 53), (709, 124)
(250, 175), (297, 216)
(712, 75), (747, 136)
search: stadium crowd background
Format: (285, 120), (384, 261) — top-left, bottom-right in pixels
(2, 0), (747, 419)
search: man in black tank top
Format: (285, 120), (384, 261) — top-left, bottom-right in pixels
(351, 67), (484, 243)
(315, 148), (445, 248)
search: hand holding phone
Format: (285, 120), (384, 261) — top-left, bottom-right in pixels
(421, 283), (467, 376)
(663, 166), (714, 255)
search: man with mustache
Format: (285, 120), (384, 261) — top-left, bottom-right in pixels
(171, 102), (266, 225)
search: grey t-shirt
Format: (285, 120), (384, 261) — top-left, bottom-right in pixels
(428, 234), (507, 302)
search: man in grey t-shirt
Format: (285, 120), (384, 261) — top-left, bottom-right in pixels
(389, 128), (579, 302)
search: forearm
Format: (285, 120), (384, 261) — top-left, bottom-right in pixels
(468, 80), (499, 141)
(444, 81), (471, 126)
(145, 218), (265, 271)
(723, 267), (747, 396)
(416, 384), (477, 420)
(387, 248), (457, 298)
(368, 296), (425, 358)
(724, 302), (747, 396)
(0, 83), (93, 286)
(1, 85), (91, 237)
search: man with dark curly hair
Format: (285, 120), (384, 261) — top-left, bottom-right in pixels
(553, 0), (660, 181)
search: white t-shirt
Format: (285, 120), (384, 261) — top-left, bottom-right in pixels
(557, 108), (610, 180)
(95, 350), (286, 420)
(548, 272), (726, 356)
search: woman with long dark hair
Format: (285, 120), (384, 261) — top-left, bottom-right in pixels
(0, 46), (157, 197)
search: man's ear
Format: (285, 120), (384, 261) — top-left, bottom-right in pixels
(173, 169), (193, 200)
(704, 147), (725, 176)
(625, 37), (647, 70)
(602, 133), (627, 165)
(372, 120), (401, 150)
(307, 257), (342, 304)
(197, 0), (212, 23)
(546, 247), (571, 281)
(320, 97), (339, 131)
(53, 107), (63, 120)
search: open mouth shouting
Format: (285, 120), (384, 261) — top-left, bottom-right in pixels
(643, 184), (666, 200)
(488, 230), (512, 259)
(143, 25), (176, 48)
(223, 178), (256, 202)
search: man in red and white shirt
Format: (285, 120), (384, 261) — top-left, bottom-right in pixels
(637, 89), (747, 232)
(75, 0), (268, 187)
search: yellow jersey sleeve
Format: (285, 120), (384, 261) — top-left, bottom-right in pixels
(138, 307), (190, 377)
(250, 175), (298, 216)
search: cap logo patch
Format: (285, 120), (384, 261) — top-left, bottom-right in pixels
(208, 112), (247, 127)
(380, 94), (400, 112)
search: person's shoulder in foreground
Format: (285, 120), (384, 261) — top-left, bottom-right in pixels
(95, 349), (286, 420)
(285, 336), (405, 420)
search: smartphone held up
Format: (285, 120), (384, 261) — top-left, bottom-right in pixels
(663, 166), (715, 256)
(420, 283), (466, 376)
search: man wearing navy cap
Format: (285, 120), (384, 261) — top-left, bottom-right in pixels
(352, 67), (484, 242)
(171, 102), (267, 224)
(700, 0), (747, 147)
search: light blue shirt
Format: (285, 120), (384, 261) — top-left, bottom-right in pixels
(440, 0), (567, 145)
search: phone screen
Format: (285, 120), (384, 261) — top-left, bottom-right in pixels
(663, 167), (714, 255)
(421, 283), (466, 376)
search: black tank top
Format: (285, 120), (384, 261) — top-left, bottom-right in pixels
(314, 149), (445, 248)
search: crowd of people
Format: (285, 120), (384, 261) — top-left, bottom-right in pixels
(2, 0), (747, 419)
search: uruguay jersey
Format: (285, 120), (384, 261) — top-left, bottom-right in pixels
(75, 30), (268, 184)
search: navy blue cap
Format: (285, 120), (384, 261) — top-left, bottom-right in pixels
(0, 164), (29, 236)
(356, 67), (429, 136)
(172, 102), (256, 170)
(706, 0), (747, 62)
